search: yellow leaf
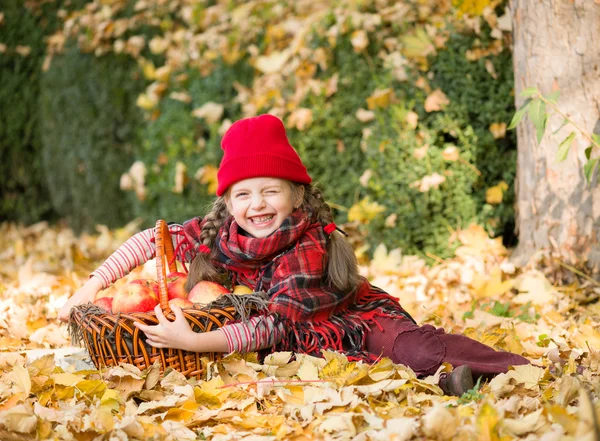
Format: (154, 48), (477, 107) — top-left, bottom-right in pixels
(489, 122), (507, 139)
(424, 89), (450, 112)
(254, 49), (291, 74)
(367, 358), (395, 382)
(195, 164), (219, 195)
(486, 181), (508, 204)
(264, 352), (293, 366)
(366, 88), (395, 110)
(164, 400), (198, 422)
(90, 406), (115, 432)
(28, 354), (55, 377)
(100, 389), (123, 411)
(508, 364), (544, 390)
(512, 270), (556, 305)
(297, 360), (320, 381)
(453, 0), (494, 17)
(476, 401), (500, 441)
(356, 108), (375, 122)
(0, 404), (37, 434)
(422, 404), (458, 440)
(401, 27), (435, 62)
(501, 408), (546, 436)
(348, 197), (386, 224)
(140, 59), (156, 80)
(287, 108), (313, 131)
(545, 404), (579, 434)
(10, 363), (31, 396)
(350, 30), (369, 52)
(191, 102), (224, 124)
(442, 145), (459, 161)
(52, 372), (83, 387)
(136, 93), (158, 110)
(472, 268), (513, 299)
(369, 244), (403, 276)
(77, 379), (107, 399)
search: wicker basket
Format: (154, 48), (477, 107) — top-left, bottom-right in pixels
(70, 219), (238, 379)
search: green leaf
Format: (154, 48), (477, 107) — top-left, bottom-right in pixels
(508, 99), (532, 130)
(552, 118), (569, 135)
(555, 132), (575, 162)
(528, 99), (547, 144)
(520, 87), (540, 97)
(592, 133), (600, 147)
(584, 158), (598, 183)
(545, 90), (560, 104)
(585, 146), (593, 160)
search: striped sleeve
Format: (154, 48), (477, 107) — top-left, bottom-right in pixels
(219, 314), (285, 353)
(91, 223), (190, 288)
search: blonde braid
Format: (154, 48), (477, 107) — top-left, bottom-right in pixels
(185, 197), (230, 292)
(301, 184), (360, 293)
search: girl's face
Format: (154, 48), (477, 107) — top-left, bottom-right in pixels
(226, 177), (302, 238)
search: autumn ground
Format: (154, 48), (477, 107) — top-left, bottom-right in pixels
(0, 220), (599, 440)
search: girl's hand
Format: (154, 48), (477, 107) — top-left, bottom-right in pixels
(58, 277), (103, 322)
(134, 304), (195, 351)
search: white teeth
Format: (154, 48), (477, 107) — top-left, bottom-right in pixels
(251, 215), (274, 224)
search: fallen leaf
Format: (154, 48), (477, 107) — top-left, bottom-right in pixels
(424, 89), (450, 112)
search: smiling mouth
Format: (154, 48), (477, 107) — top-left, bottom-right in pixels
(249, 215), (275, 225)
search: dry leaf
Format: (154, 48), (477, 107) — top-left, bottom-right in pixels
(356, 108), (375, 122)
(424, 89), (450, 112)
(192, 102), (224, 124)
(350, 30), (369, 52)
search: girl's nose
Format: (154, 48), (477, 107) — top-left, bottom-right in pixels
(250, 194), (266, 210)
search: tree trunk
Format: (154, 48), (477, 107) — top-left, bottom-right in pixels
(510, 0), (600, 274)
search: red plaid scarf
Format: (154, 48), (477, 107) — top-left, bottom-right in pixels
(185, 210), (414, 361)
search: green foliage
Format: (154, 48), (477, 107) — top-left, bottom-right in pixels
(362, 105), (480, 257)
(428, 31), (517, 244)
(287, 36), (383, 219)
(357, 30), (517, 257)
(39, 45), (144, 232)
(0, 0), (59, 223)
(131, 59), (253, 227)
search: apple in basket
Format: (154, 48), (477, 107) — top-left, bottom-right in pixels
(168, 298), (194, 309)
(93, 289), (116, 312)
(93, 296), (113, 312)
(187, 281), (230, 304)
(112, 279), (159, 313)
(166, 272), (188, 301)
(130, 278), (159, 297)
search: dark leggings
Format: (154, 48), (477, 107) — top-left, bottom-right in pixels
(365, 316), (530, 378)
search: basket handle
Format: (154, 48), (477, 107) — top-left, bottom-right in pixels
(155, 219), (177, 310)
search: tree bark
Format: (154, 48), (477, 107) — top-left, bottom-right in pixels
(510, 0), (600, 273)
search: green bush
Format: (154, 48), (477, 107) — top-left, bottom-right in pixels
(428, 31), (517, 244)
(131, 59), (254, 227)
(360, 30), (516, 257)
(0, 0), (59, 223)
(39, 45), (144, 232)
(288, 35), (385, 217)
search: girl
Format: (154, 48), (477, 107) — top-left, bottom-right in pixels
(59, 114), (529, 396)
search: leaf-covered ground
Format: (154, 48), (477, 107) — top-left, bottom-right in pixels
(0, 221), (599, 440)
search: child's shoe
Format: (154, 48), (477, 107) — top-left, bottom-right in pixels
(438, 365), (474, 396)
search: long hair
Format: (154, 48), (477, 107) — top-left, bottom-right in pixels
(184, 182), (360, 294)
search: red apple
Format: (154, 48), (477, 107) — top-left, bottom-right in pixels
(94, 289), (116, 301)
(130, 278), (159, 297)
(168, 298), (193, 309)
(112, 280), (159, 313)
(187, 281), (230, 304)
(94, 296), (113, 312)
(166, 272), (188, 301)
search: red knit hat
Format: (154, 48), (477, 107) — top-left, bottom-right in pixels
(216, 114), (312, 196)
